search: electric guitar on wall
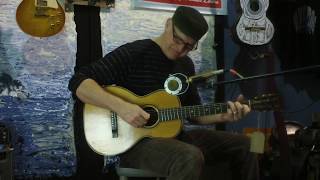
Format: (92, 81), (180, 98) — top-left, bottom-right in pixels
(236, 0), (274, 45)
(16, 0), (65, 37)
(83, 86), (280, 156)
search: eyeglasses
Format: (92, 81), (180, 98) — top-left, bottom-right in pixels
(172, 25), (198, 51)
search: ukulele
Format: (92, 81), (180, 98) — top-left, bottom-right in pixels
(236, 0), (274, 45)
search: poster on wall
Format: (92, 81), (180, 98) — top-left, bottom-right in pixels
(132, 0), (227, 15)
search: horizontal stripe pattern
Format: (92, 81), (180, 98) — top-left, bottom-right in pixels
(68, 39), (201, 105)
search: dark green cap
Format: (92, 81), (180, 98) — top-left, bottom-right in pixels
(172, 6), (208, 41)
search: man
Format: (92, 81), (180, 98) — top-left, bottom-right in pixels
(69, 6), (259, 180)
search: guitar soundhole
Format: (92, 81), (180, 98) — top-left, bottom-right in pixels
(247, 0), (262, 15)
(143, 106), (159, 128)
(250, 0), (260, 12)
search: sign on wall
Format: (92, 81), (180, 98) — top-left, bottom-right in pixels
(132, 0), (228, 15)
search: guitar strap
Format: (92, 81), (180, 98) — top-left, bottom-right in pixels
(73, 4), (106, 179)
(234, 1), (292, 178)
(262, 52), (293, 180)
(73, 5), (102, 73)
(233, 43), (293, 180)
(273, 112), (292, 180)
(260, 50), (293, 180)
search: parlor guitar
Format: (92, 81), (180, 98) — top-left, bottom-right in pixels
(83, 86), (280, 156)
(16, 0), (65, 37)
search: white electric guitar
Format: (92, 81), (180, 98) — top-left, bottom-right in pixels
(236, 0), (274, 45)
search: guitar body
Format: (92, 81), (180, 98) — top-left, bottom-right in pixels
(83, 86), (279, 156)
(83, 86), (182, 156)
(16, 0), (65, 37)
(236, 0), (274, 45)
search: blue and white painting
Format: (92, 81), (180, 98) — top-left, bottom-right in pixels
(0, 0), (216, 177)
(0, 0), (77, 177)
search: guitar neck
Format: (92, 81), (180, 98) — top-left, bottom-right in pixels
(158, 103), (229, 121)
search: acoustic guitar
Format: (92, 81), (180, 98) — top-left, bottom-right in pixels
(16, 0), (65, 37)
(83, 86), (280, 156)
(236, 0), (274, 45)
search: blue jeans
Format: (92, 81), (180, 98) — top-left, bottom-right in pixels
(119, 129), (260, 180)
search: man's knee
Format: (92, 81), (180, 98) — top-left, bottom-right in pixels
(174, 146), (204, 170)
(237, 134), (251, 151)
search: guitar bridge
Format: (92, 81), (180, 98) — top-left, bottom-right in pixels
(244, 26), (266, 31)
(111, 111), (118, 138)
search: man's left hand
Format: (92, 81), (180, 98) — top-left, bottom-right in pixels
(224, 94), (251, 122)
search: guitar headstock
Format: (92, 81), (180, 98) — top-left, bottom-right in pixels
(249, 93), (281, 111)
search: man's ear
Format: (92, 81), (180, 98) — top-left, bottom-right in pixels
(165, 18), (172, 32)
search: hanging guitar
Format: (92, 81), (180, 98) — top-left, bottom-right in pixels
(236, 0), (274, 45)
(83, 86), (281, 156)
(16, 0), (65, 37)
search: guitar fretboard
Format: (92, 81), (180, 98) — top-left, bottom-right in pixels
(159, 103), (228, 121)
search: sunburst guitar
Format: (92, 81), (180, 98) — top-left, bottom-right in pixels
(16, 0), (65, 37)
(83, 86), (280, 156)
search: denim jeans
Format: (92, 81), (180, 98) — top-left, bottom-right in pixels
(119, 129), (260, 180)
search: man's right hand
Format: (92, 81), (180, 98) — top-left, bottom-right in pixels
(75, 79), (150, 128)
(118, 102), (150, 128)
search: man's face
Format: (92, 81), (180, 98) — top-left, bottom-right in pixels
(164, 20), (198, 60)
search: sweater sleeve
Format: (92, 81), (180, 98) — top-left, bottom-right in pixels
(68, 44), (134, 94)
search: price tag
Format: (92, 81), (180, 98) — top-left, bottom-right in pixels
(249, 131), (265, 154)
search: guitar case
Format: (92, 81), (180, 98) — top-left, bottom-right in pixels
(232, 1), (292, 180)
(231, 0), (278, 99)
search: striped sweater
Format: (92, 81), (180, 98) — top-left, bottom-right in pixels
(68, 39), (200, 106)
